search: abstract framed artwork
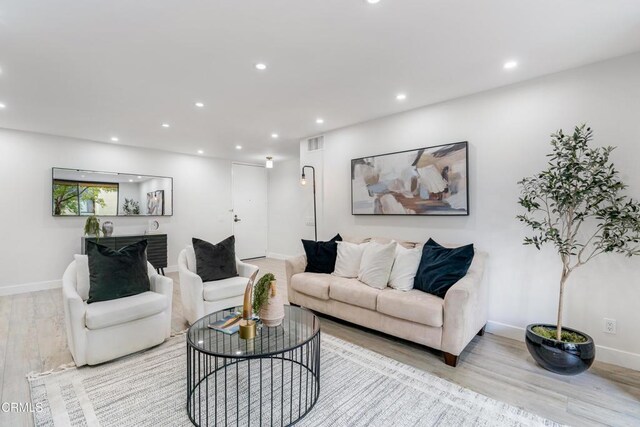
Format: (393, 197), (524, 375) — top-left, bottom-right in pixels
(351, 141), (469, 216)
(147, 190), (165, 215)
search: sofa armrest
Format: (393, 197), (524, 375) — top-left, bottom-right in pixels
(285, 254), (307, 303)
(236, 258), (259, 280)
(441, 251), (488, 356)
(150, 274), (174, 337)
(62, 263), (87, 366)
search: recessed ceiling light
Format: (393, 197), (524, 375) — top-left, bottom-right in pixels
(235, 145), (242, 150)
(195, 102), (204, 108)
(128, 179), (133, 182)
(367, 0), (381, 3)
(0, 103), (6, 109)
(81, 175), (85, 178)
(271, 133), (279, 139)
(137, 176), (142, 179)
(110, 136), (119, 142)
(255, 63), (267, 71)
(316, 118), (324, 124)
(396, 93), (407, 101)
(504, 60), (518, 70)
(197, 149), (204, 154)
(161, 123), (170, 128)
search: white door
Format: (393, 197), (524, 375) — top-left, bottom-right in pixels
(232, 163), (268, 259)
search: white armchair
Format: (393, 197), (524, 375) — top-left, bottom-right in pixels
(63, 258), (173, 367)
(178, 245), (259, 325)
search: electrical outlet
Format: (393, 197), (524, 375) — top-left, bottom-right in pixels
(604, 318), (617, 334)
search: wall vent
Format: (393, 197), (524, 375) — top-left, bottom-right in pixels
(307, 136), (324, 151)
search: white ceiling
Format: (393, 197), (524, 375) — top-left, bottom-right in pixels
(1, 0), (640, 163)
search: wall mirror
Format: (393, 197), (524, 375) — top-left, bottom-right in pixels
(52, 168), (173, 216)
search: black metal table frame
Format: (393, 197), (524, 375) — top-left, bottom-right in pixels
(187, 320), (321, 426)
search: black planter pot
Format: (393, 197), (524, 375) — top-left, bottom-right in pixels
(525, 324), (595, 375)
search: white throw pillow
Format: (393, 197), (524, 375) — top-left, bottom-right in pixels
(388, 244), (422, 291)
(333, 241), (367, 278)
(357, 241), (397, 289)
(74, 254), (90, 301)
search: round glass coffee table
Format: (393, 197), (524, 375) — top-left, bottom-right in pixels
(186, 305), (321, 426)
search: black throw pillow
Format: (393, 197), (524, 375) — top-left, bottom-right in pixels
(414, 239), (474, 298)
(87, 240), (151, 304)
(192, 236), (238, 282)
(302, 234), (343, 274)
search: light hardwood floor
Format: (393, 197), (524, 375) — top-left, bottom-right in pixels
(1, 258), (639, 426)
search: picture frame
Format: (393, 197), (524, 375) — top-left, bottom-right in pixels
(351, 141), (469, 216)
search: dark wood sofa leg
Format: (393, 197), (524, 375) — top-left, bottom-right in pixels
(477, 324), (486, 336)
(443, 352), (458, 367)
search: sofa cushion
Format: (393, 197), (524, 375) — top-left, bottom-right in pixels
(85, 291), (168, 330)
(377, 289), (444, 327)
(333, 241), (367, 278)
(414, 239), (474, 298)
(388, 244), (422, 291)
(203, 276), (249, 301)
(302, 234), (342, 274)
(357, 241), (397, 289)
(330, 278), (381, 310)
(291, 273), (331, 300)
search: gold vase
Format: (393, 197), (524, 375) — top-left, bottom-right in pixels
(239, 271), (258, 340)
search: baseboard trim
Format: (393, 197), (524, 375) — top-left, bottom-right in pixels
(0, 279), (62, 297)
(486, 320), (640, 371)
(266, 252), (294, 260)
(164, 264), (178, 274)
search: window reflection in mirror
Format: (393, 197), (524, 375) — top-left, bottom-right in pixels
(52, 168), (173, 216)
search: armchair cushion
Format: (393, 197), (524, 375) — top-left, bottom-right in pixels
(192, 236), (238, 281)
(85, 291), (168, 330)
(87, 240), (151, 304)
(203, 276), (249, 302)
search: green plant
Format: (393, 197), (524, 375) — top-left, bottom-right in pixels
(517, 125), (640, 341)
(84, 215), (101, 239)
(252, 273), (276, 314)
(532, 326), (587, 344)
(122, 198), (141, 215)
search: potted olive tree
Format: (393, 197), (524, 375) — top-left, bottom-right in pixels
(517, 125), (640, 375)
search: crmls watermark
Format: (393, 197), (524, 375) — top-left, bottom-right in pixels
(1, 401), (44, 413)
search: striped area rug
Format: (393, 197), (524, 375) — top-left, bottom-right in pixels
(28, 333), (559, 426)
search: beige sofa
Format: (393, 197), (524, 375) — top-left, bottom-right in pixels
(285, 236), (488, 366)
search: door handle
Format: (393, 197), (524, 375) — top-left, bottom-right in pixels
(234, 215), (241, 223)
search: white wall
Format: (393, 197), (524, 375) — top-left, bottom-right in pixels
(294, 53), (640, 369)
(266, 158), (309, 258)
(0, 129), (233, 293)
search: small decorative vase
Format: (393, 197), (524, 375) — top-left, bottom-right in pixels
(259, 281), (285, 327)
(102, 221), (114, 237)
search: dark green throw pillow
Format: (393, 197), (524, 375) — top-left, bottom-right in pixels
(192, 236), (238, 282)
(302, 234), (343, 274)
(414, 239), (474, 298)
(87, 240), (151, 304)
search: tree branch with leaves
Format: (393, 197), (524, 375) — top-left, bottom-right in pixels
(517, 125), (640, 341)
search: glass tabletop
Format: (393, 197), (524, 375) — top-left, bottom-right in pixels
(187, 305), (320, 358)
